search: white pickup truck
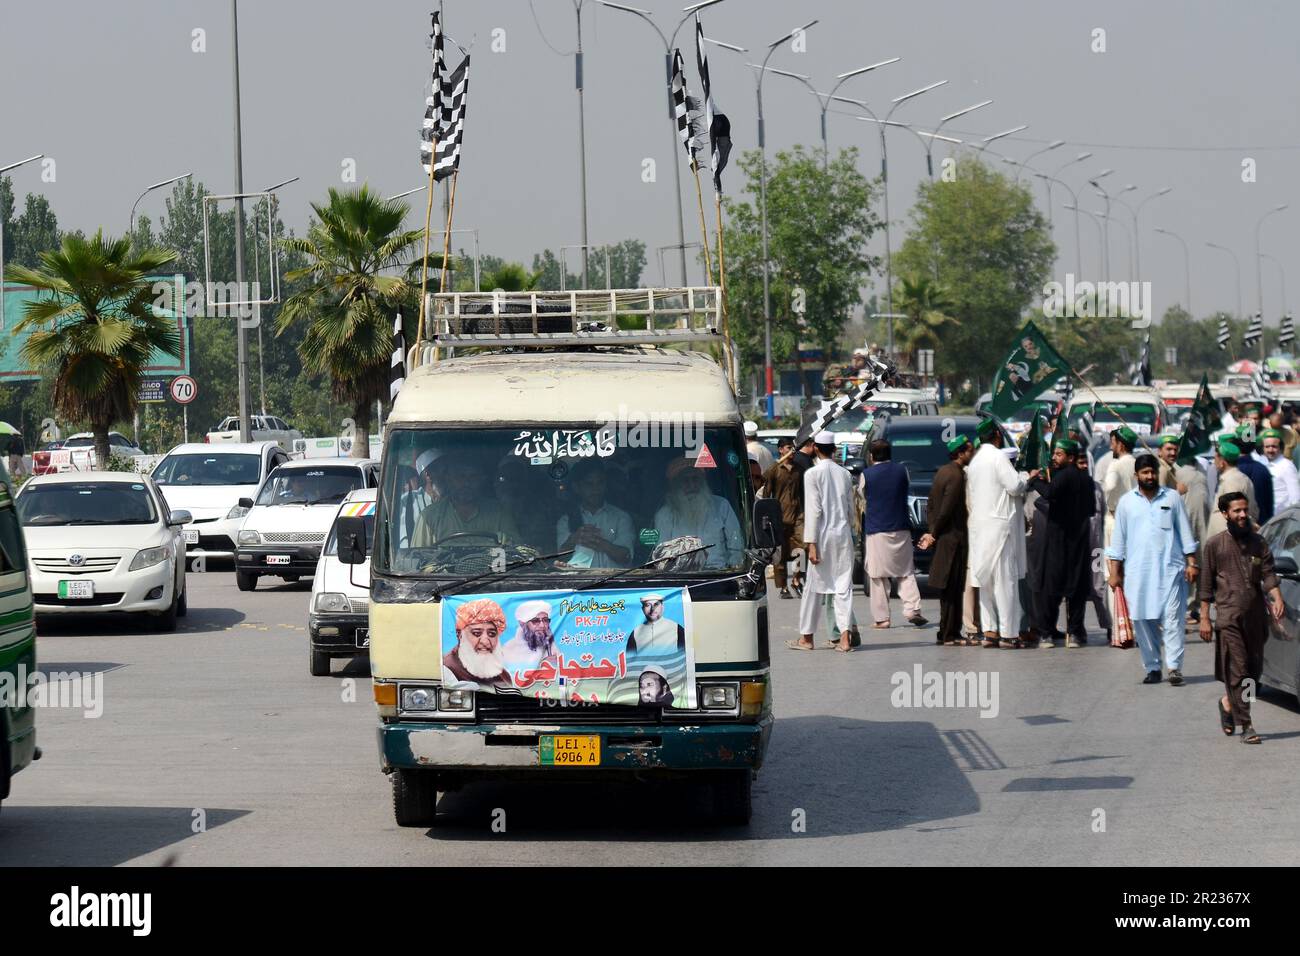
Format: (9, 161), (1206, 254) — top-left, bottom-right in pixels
(206, 415), (303, 450)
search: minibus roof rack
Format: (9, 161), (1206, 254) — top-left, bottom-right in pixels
(425, 286), (723, 348)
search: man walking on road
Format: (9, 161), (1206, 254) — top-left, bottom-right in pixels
(1254, 428), (1300, 513)
(967, 419), (1033, 648)
(788, 432), (857, 653)
(1076, 451), (1113, 641)
(1028, 438), (1096, 647)
(861, 439), (927, 629)
(1207, 440), (1257, 538)
(1199, 491), (1285, 744)
(1106, 454), (1199, 685)
(763, 436), (805, 599)
(1233, 424), (1275, 525)
(919, 435), (974, 645)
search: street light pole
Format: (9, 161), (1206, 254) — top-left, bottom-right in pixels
(763, 58), (900, 171)
(1118, 186), (1171, 281)
(926, 100), (992, 178)
(1064, 204), (1105, 279)
(130, 172), (193, 239)
(1255, 203), (1289, 361)
(0, 153), (44, 330)
(1153, 226), (1191, 317)
(1086, 170), (1115, 284)
(1034, 172), (1082, 276)
(1260, 252), (1287, 327)
(573, 0), (591, 289)
(1013, 138), (1064, 184)
(230, 0), (251, 443)
(1205, 241), (1243, 323)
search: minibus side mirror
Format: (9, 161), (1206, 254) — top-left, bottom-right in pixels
(336, 516), (369, 565)
(752, 498), (783, 550)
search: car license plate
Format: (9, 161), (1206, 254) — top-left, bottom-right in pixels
(539, 735), (600, 766)
(355, 627), (370, 649)
(58, 579), (94, 600)
(183, 529), (199, 545)
(266, 555), (291, 565)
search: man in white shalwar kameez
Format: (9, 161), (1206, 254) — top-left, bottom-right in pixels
(966, 420), (1037, 647)
(788, 432), (857, 653)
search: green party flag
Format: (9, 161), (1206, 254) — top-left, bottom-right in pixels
(1176, 373), (1219, 465)
(1018, 409), (1051, 472)
(989, 320), (1072, 420)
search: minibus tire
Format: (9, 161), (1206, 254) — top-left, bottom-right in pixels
(309, 646), (330, 677)
(235, 571), (257, 592)
(712, 770), (752, 826)
(392, 769), (439, 827)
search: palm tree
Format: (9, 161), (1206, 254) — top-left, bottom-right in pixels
(6, 231), (180, 466)
(893, 274), (956, 372)
(481, 262), (540, 292)
(278, 186), (423, 456)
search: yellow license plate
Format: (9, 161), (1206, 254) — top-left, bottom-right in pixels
(539, 735), (600, 766)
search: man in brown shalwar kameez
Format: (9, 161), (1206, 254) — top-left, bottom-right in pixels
(920, 435), (975, 645)
(1198, 491), (1285, 744)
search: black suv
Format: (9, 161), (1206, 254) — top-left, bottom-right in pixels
(853, 415), (1015, 579)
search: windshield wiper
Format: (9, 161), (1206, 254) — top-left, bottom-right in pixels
(569, 544), (713, 594)
(432, 547), (577, 600)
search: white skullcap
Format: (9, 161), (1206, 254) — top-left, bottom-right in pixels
(814, 430), (835, 445)
(852, 347), (869, 357)
(415, 448), (440, 473)
(743, 421), (759, 437)
(514, 599), (551, 623)
(640, 592), (665, 602)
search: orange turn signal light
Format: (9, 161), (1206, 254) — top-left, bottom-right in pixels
(373, 682), (397, 706)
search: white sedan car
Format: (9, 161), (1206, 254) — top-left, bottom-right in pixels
(16, 472), (190, 630)
(308, 488), (374, 676)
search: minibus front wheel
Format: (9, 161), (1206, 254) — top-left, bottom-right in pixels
(392, 768), (439, 827)
(712, 770), (753, 826)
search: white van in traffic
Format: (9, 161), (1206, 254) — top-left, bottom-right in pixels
(308, 488), (375, 676)
(234, 458), (379, 590)
(152, 442), (290, 559)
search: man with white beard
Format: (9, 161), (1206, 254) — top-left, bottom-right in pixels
(500, 600), (556, 672)
(787, 431), (857, 653)
(441, 598), (513, 688)
(654, 458), (744, 569)
(966, 418), (1037, 648)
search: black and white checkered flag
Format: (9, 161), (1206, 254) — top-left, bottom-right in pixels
(1217, 316), (1231, 351)
(419, 12), (444, 171)
(390, 312), (406, 401)
(1129, 332), (1152, 387)
(695, 17), (732, 194)
(1280, 312), (1295, 348)
(798, 360), (895, 441)
(1059, 375), (1074, 406)
(1250, 365), (1273, 402)
(671, 49), (707, 170)
(421, 56), (469, 181)
(1244, 311), (1263, 350)
(1078, 407), (1095, 443)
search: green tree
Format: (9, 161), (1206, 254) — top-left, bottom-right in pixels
(893, 274), (956, 369)
(722, 145), (881, 394)
(481, 262), (540, 291)
(5, 231), (181, 465)
(278, 186), (423, 456)
(893, 157), (1056, 393)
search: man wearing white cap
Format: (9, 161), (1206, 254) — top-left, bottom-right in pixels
(788, 431), (857, 652)
(396, 447), (439, 548)
(500, 600), (556, 671)
(744, 421), (774, 472)
(626, 593), (685, 656)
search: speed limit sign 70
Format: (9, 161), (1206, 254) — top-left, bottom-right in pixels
(170, 375), (198, 405)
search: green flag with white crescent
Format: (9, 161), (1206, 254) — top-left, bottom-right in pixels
(1176, 373), (1219, 465)
(989, 320), (1071, 420)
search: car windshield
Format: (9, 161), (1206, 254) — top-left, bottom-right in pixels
(325, 513), (377, 555)
(885, 432), (968, 477)
(826, 403), (909, 434)
(256, 466), (363, 506)
(153, 453), (262, 486)
(18, 482), (158, 526)
(1087, 402), (1157, 426)
(378, 425), (751, 577)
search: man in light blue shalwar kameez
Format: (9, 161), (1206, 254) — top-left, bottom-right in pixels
(1105, 453), (1199, 686)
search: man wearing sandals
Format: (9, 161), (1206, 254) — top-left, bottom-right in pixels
(1198, 492), (1284, 744)
(1106, 454), (1198, 685)
(788, 431), (857, 653)
(861, 439), (927, 629)
(919, 435), (974, 645)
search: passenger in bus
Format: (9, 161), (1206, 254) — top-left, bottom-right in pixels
(410, 456), (519, 547)
(555, 460), (634, 568)
(395, 450), (437, 548)
(653, 457), (743, 568)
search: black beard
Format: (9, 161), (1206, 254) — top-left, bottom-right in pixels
(1227, 520), (1251, 538)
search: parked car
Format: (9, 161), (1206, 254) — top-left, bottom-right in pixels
(309, 488), (375, 676)
(1065, 385), (1169, 441)
(15, 471), (189, 630)
(855, 415), (1014, 579)
(1255, 506), (1300, 703)
(206, 414), (303, 450)
(234, 458), (380, 591)
(152, 442), (290, 558)
(815, 388), (941, 460)
(32, 431), (143, 475)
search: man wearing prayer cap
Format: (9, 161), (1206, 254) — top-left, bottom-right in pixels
(1207, 439), (1257, 538)
(1026, 437), (1096, 647)
(1155, 434), (1181, 490)
(654, 456), (744, 569)
(966, 417), (1033, 647)
(1160, 434), (1209, 626)
(626, 592), (685, 656)
(1232, 423), (1274, 524)
(744, 420), (774, 472)
(500, 600), (557, 671)
(789, 430), (858, 651)
(397, 446), (440, 548)
(1253, 426), (1300, 511)
(919, 434), (976, 644)
(442, 598), (513, 688)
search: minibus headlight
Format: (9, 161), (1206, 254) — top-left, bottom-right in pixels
(238, 530), (262, 546)
(439, 689), (474, 712)
(402, 687), (439, 712)
(314, 592), (350, 613)
(699, 682), (739, 711)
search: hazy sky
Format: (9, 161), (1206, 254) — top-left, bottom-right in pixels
(3, 0), (1297, 325)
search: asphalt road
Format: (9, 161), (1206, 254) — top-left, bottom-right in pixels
(3, 565), (1299, 866)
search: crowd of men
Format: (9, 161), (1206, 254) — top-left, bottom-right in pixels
(761, 397), (1290, 745)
